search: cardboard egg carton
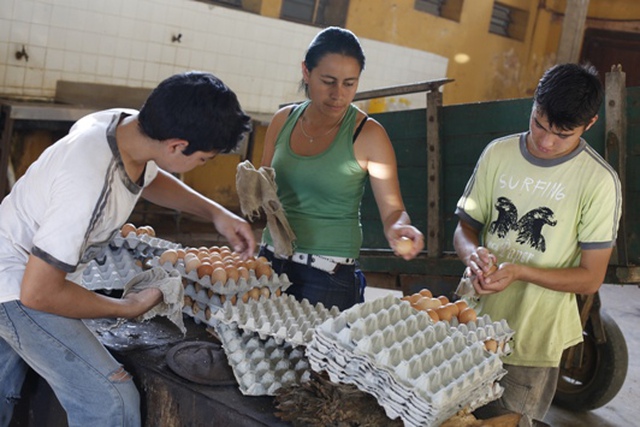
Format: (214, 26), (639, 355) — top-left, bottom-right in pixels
(213, 294), (341, 346)
(451, 315), (514, 356)
(213, 322), (311, 396)
(82, 246), (142, 291)
(151, 257), (291, 305)
(111, 232), (181, 258)
(306, 294), (509, 427)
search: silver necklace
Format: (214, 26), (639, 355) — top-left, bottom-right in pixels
(299, 109), (348, 143)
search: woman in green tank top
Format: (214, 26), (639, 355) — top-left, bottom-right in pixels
(258, 27), (424, 310)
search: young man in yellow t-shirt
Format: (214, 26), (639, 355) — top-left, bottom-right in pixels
(454, 63), (622, 422)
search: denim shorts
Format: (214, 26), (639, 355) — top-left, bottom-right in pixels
(0, 300), (141, 427)
(259, 247), (363, 311)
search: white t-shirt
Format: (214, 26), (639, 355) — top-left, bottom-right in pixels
(456, 133), (622, 366)
(0, 109), (158, 303)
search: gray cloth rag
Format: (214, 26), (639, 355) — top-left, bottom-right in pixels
(236, 160), (296, 257)
(122, 267), (186, 335)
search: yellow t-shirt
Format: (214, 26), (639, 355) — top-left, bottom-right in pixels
(456, 133), (622, 366)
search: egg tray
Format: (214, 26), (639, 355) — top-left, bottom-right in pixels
(213, 321), (311, 396)
(82, 246), (142, 291)
(150, 257), (291, 300)
(181, 282), (284, 323)
(111, 232), (182, 258)
(306, 294), (508, 427)
(212, 294), (341, 347)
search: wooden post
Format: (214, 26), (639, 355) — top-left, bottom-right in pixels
(557, 0), (590, 64)
(426, 88), (443, 258)
(605, 65), (627, 266)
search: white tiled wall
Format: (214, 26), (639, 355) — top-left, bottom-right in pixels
(0, 0), (448, 116)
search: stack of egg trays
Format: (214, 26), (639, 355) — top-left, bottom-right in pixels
(111, 232), (182, 258)
(82, 246), (142, 291)
(306, 294), (509, 427)
(212, 321), (312, 396)
(213, 294), (341, 346)
(150, 257), (292, 315)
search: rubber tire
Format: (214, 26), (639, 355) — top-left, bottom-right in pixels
(553, 309), (628, 411)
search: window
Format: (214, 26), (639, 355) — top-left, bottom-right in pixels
(281, 0), (349, 27)
(194, 0), (262, 14)
(489, 2), (528, 41)
(414, 0), (464, 22)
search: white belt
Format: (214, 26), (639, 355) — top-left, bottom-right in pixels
(263, 245), (355, 273)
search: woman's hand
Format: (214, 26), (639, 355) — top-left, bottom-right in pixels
(388, 224), (424, 260)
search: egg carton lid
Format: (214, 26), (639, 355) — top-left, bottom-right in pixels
(306, 295), (508, 425)
(213, 322), (311, 396)
(307, 336), (505, 426)
(213, 294), (340, 347)
(111, 232), (181, 256)
(81, 246), (142, 291)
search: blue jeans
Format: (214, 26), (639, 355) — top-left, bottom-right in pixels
(259, 247), (362, 311)
(0, 300), (141, 427)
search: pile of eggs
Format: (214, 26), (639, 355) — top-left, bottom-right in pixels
(402, 289), (500, 354)
(120, 222), (155, 237)
(402, 288), (477, 324)
(158, 245), (273, 282)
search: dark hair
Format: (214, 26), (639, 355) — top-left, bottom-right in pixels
(301, 26), (366, 95)
(533, 63), (603, 131)
(138, 71), (251, 154)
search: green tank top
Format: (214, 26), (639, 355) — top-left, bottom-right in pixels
(263, 101), (368, 258)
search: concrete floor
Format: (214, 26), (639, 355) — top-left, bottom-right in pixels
(364, 284), (640, 427)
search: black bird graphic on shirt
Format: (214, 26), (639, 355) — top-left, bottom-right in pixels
(488, 197), (557, 252)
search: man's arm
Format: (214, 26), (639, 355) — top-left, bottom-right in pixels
(142, 170), (255, 258)
(20, 255), (161, 318)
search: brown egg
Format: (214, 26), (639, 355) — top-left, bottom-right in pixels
(121, 223), (136, 237)
(257, 256), (269, 265)
(445, 302), (460, 317)
(230, 295), (237, 305)
(185, 257), (201, 274)
(186, 247), (199, 256)
(418, 288), (433, 298)
(435, 305), (454, 322)
(197, 250), (210, 261)
(225, 265), (239, 282)
(395, 236), (413, 256)
(206, 289), (214, 299)
(219, 294), (226, 304)
(275, 288), (282, 297)
(458, 307), (477, 324)
(237, 266), (250, 280)
(194, 282), (202, 293)
(260, 287), (271, 299)
(192, 302), (200, 314)
(143, 225), (156, 237)
(184, 295), (193, 306)
(249, 287), (261, 300)
(426, 309), (439, 323)
(209, 252), (222, 262)
(209, 245), (220, 253)
(245, 258), (257, 270)
(205, 306), (212, 320)
(211, 267), (227, 284)
(408, 294), (422, 305)
(423, 297), (443, 310)
(135, 226), (146, 236)
(159, 249), (179, 266)
(413, 297), (432, 311)
(197, 262), (214, 279)
(437, 295), (450, 305)
(211, 260), (225, 271)
(176, 248), (186, 259)
(400, 295), (411, 302)
(454, 300), (469, 313)
(485, 339), (498, 353)
(255, 263), (272, 279)
(241, 292), (250, 303)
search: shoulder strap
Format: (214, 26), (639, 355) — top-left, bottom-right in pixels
(353, 116), (369, 143)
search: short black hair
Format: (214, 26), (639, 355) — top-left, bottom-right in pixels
(301, 27), (366, 95)
(533, 63), (603, 131)
(138, 71), (251, 154)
